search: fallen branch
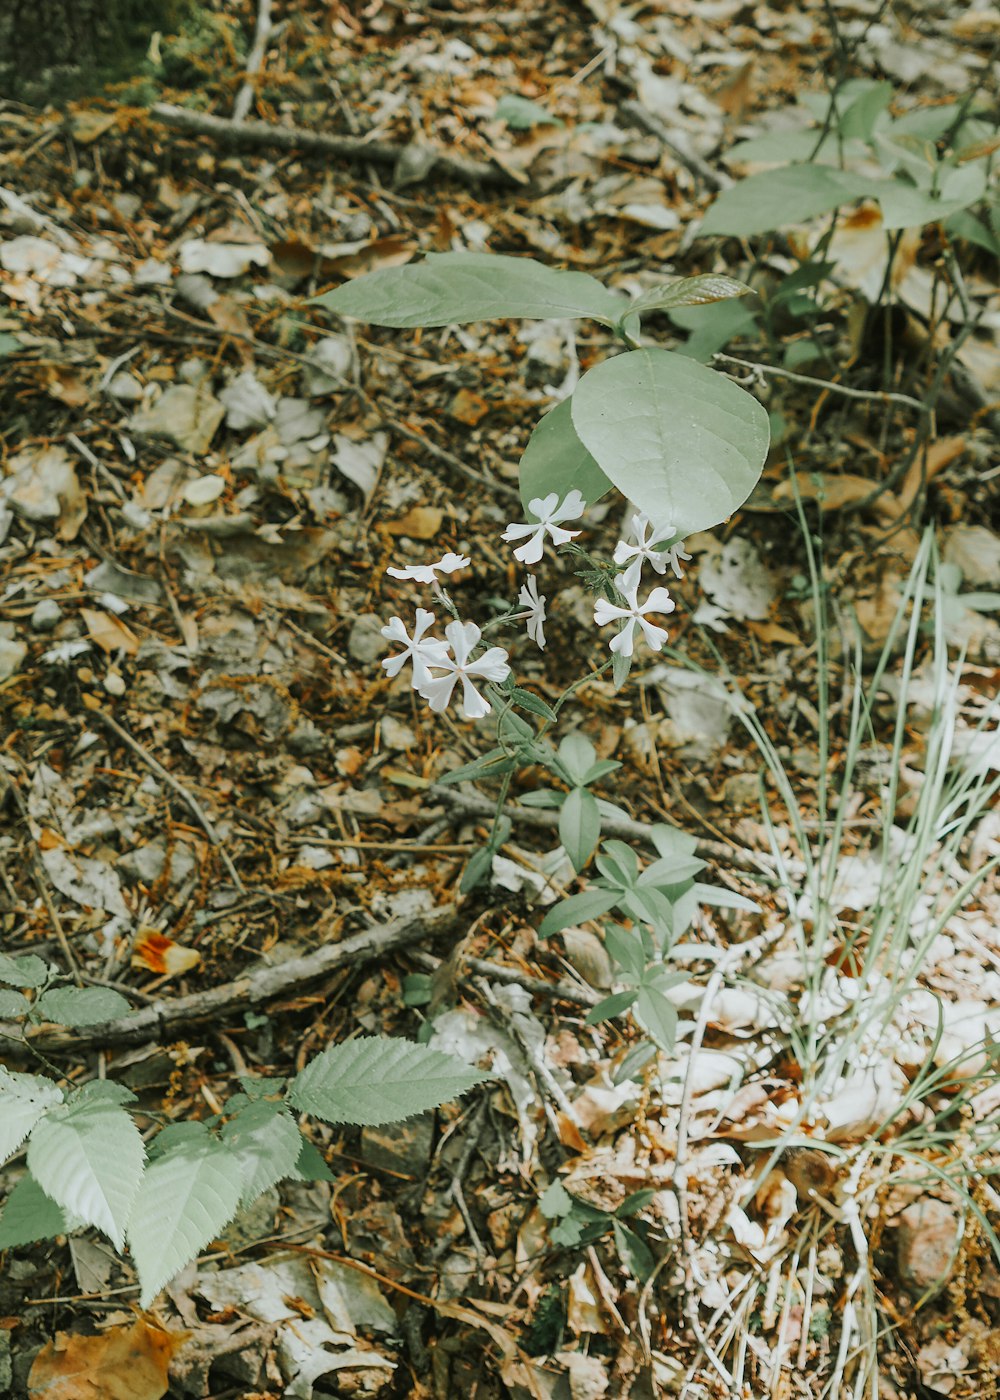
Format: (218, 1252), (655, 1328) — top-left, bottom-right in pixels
(0, 906), (460, 1057)
(233, 0), (276, 124)
(150, 104), (518, 189)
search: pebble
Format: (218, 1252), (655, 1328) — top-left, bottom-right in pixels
(30, 599), (62, 632)
(0, 636), (27, 680)
(348, 613), (387, 665)
(896, 1196), (960, 1291)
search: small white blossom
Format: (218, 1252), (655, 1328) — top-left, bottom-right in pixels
(419, 620), (511, 720)
(386, 551), (471, 584)
(614, 513), (691, 580)
(517, 576), (547, 649)
(593, 564), (675, 657)
(380, 609), (450, 690)
(502, 490), (585, 565)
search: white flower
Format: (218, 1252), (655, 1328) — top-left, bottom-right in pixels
(419, 620), (511, 720)
(614, 513), (691, 580)
(517, 576), (547, 649)
(385, 551), (471, 584)
(380, 609), (450, 690)
(501, 490), (585, 565)
(593, 565), (675, 657)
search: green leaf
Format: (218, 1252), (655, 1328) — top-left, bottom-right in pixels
(612, 1040), (657, 1084)
(35, 986), (130, 1027)
(222, 1102), (304, 1206)
(669, 297), (760, 363)
(287, 1036), (490, 1126)
(690, 882), (761, 912)
(518, 397), (613, 518)
(612, 1219), (655, 1282)
(0, 333), (24, 358)
(0, 1068), (64, 1163)
(0, 953), (50, 989)
(315, 252), (627, 329)
(649, 824), (699, 859)
(635, 986), (679, 1052)
(838, 81), (893, 141)
(639, 854), (706, 887)
(0, 990), (29, 1018)
(517, 788), (564, 809)
(617, 1188), (658, 1217)
(290, 1136), (335, 1183)
(0, 1174), (70, 1248)
(571, 348), (770, 536)
(403, 973), (433, 1006)
(436, 747), (519, 785)
(539, 1181), (574, 1219)
(700, 164), (872, 236)
(460, 845), (495, 894)
(495, 94), (563, 130)
(538, 888), (618, 938)
(28, 1099), (145, 1250)
(612, 650), (632, 692)
(128, 1137), (244, 1308)
(627, 274), (753, 321)
(584, 989), (638, 1025)
(512, 687), (557, 722)
(560, 788), (601, 872)
(557, 733), (598, 786)
(603, 924), (647, 981)
(875, 164), (988, 230)
(581, 759), (621, 785)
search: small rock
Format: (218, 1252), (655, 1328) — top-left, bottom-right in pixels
(30, 599), (62, 632)
(360, 1113), (434, 1177)
(348, 613), (386, 665)
(0, 636), (27, 680)
(561, 927), (613, 989)
(896, 1196), (960, 1292)
(106, 371), (143, 403)
(380, 715), (416, 750)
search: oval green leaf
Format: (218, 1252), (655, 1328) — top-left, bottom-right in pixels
(571, 348), (770, 535)
(518, 396), (614, 514)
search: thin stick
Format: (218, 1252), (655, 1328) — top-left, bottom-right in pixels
(713, 353), (930, 415)
(87, 710), (246, 893)
(620, 100), (730, 192)
(0, 766), (81, 981)
(233, 0), (274, 123)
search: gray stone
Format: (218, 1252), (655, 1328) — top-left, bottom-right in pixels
(0, 636), (26, 680)
(348, 613), (386, 665)
(30, 599), (62, 632)
(896, 1196), (960, 1292)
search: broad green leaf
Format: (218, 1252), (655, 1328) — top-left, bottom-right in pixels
(559, 787), (601, 872)
(621, 886), (675, 932)
(0, 333), (23, 358)
(35, 986), (130, 1027)
(287, 1036), (490, 1126)
(571, 348), (770, 536)
(28, 1099), (145, 1250)
(584, 989), (638, 1025)
(289, 1136), (335, 1183)
(495, 94), (563, 130)
(0, 990), (29, 1018)
(222, 1102), (304, 1206)
(876, 164), (988, 230)
(838, 81), (893, 141)
(612, 650), (632, 691)
(581, 758), (621, 785)
(558, 733), (598, 786)
(613, 1218), (655, 1282)
(0, 1068), (64, 1162)
(517, 788), (564, 809)
(635, 986), (679, 1052)
(603, 924), (647, 981)
(316, 252), (627, 329)
(669, 298), (760, 363)
(0, 1174), (69, 1248)
(700, 164), (872, 236)
(728, 129), (844, 166)
(639, 854), (706, 886)
(128, 1138), (243, 1308)
(650, 823), (699, 859)
(945, 209), (1000, 258)
(627, 274), (752, 321)
(78, 1081), (136, 1106)
(517, 397), (613, 516)
(0, 953), (50, 988)
(538, 888), (618, 938)
(617, 1187), (658, 1217)
(539, 1181), (574, 1219)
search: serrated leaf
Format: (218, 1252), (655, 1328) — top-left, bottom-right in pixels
(571, 348), (770, 536)
(289, 1135), (335, 1183)
(0, 989), (29, 1018)
(700, 164), (872, 236)
(0, 953), (50, 988)
(28, 1099), (145, 1250)
(222, 1102), (304, 1206)
(538, 888), (618, 938)
(316, 252), (627, 328)
(627, 274), (752, 320)
(35, 986), (131, 1027)
(0, 1173), (69, 1248)
(635, 986), (679, 1052)
(288, 1036), (490, 1126)
(0, 1068), (64, 1163)
(128, 1138), (244, 1308)
(559, 787), (601, 873)
(518, 397), (614, 516)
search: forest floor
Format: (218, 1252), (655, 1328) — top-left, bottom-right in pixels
(1, 0), (999, 1396)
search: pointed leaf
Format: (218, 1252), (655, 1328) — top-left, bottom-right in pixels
(559, 787), (601, 873)
(28, 1099), (145, 1250)
(518, 396), (613, 515)
(0, 1068), (63, 1163)
(700, 165), (872, 236)
(0, 953), (50, 988)
(222, 1102), (304, 1206)
(635, 986), (679, 1052)
(0, 1174), (70, 1248)
(316, 253), (627, 328)
(557, 733), (598, 786)
(571, 348), (770, 536)
(584, 989), (638, 1025)
(538, 888), (618, 938)
(289, 1136), (335, 1183)
(287, 1036), (490, 1126)
(627, 274), (753, 320)
(35, 986), (130, 1027)
(128, 1138), (244, 1308)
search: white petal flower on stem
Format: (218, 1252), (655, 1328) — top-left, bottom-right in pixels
(419, 620), (511, 720)
(501, 490), (586, 565)
(593, 567), (675, 657)
(664, 541), (692, 580)
(517, 576), (547, 649)
(613, 513), (677, 576)
(380, 609), (450, 689)
(385, 551), (471, 584)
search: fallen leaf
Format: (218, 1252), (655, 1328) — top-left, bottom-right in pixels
(80, 609), (139, 656)
(773, 472), (877, 510)
(132, 931), (202, 978)
(28, 1318), (185, 1400)
(384, 506), (444, 539)
(746, 620), (801, 645)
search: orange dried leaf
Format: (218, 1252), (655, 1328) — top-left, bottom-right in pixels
(132, 932), (201, 978)
(79, 608), (139, 657)
(28, 1318), (185, 1400)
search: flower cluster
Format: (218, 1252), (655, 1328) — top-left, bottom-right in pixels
(380, 497), (690, 719)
